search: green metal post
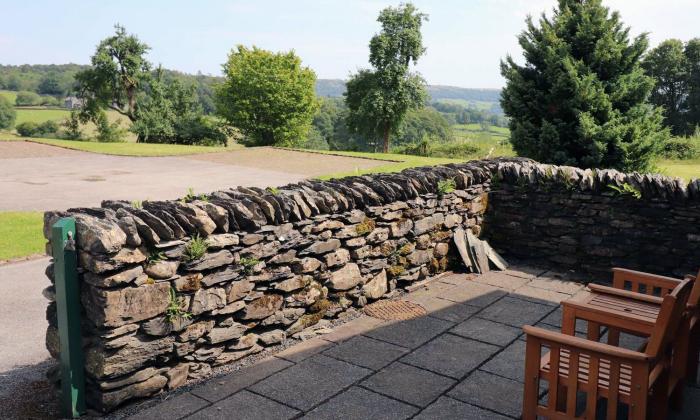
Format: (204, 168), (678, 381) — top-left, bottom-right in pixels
(52, 217), (86, 417)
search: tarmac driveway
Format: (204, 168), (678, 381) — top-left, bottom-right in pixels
(0, 142), (386, 211)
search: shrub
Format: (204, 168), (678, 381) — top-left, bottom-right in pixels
(60, 112), (83, 140)
(15, 120), (59, 137)
(661, 137), (699, 160)
(15, 91), (41, 106)
(95, 113), (126, 142)
(0, 96), (16, 129)
(393, 138), (479, 158)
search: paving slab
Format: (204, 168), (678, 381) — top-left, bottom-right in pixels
(360, 362), (456, 407)
(478, 296), (555, 327)
(318, 316), (386, 343)
(128, 392), (210, 420)
(480, 340), (528, 383)
(433, 281), (507, 308)
(512, 284), (573, 306)
(526, 276), (585, 295)
(276, 337), (335, 363)
(248, 354), (371, 411)
(185, 390), (299, 420)
(502, 265), (547, 279)
(448, 370), (523, 418)
(413, 396), (511, 420)
(191, 357), (293, 403)
(450, 317), (522, 346)
(403, 293), (480, 322)
(363, 315), (454, 349)
(301, 386), (418, 420)
(472, 271), (530, 291)
(323, 335), (409, 370)
(400, 334), (499, 379)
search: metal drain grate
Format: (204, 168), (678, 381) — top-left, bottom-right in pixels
(364, 300), (427, 321)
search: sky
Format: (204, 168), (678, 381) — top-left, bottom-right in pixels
(1, 0), (699, 88)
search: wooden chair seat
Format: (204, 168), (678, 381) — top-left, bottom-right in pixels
(541, 348), (634, 401)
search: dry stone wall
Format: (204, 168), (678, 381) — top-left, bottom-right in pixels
(485, 160), (700, 278)
(43, 156), (700, 411)
(42, 158), (510, 412)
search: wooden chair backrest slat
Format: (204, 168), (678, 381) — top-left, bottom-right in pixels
(687, 270), (700, 310)
(646, 278), (693, 358)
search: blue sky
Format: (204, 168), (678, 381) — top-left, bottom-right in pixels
(1, 0), (698, 88)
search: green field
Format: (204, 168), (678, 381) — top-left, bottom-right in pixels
(432, 98), (497, 111)
(15, 107), (71, 125)
(0, 212), (44, 261)
(656, 159), (700, 181)
(0, 89), (18, 103)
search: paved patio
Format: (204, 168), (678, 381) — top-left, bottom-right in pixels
(125, 267), (700, 419)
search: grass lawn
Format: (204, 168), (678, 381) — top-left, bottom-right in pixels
(27, 138), (237, 156)
(656, 159), (700, 181)
(0, 212), (44, 261)
(310, 150), (464, 179)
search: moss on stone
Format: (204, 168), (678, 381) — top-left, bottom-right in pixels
(387, 265), (405, 278)
(355, 217), (376, 235)
(398, 243), (414, 256)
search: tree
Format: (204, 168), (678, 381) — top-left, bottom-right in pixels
(0, 96), (16, 129)
(345, 3), (428, 153)
(685, 39), (700, 131)
(216, 46), (318, 146)
(74, 25), (151, 126)
(501, 0), (667, 172)
(38, 72), (64, 96)
(395, 107), (453, 146)
(642, 40), (688, 135)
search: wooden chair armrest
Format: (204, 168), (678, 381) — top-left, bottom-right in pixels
(588, 283), (664, 305)
(612, 267), (680, 292)
(523, 325), (649, 361)
(561, 300), (656, 335)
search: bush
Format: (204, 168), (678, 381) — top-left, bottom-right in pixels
(393, 137), (479, 158)
(95, 114), (126, 142)
(0, 96), (16, 129)
(15, 91), (42, 106)
(661, 137), (700, 160)
(15, 120), (60, 137)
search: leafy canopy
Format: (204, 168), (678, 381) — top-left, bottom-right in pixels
(215, 45), (318, 146)
(0, 96), (16, 129)
(501, 0), (667, 172)
(345, 3), (428, 153)
(643, 38), (700, 136)
(75, 24), (151, 124)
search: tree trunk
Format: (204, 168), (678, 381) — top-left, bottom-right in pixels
(382, 123), (391, 153)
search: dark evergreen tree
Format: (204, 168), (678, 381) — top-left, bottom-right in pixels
(685, 39), (700, 131)
(501, 0), (667, 171)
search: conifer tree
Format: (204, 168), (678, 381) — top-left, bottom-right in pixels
(501, 0), (667, 171)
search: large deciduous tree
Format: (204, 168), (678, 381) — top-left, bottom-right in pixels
(501, 0), (667, 172)
(345, 3), (428, 153)
(642, 40), (688, 135)
(215, 46), (318, 146)
(75, 25), (150, 126)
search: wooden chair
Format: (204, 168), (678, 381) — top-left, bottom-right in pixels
(585, 268), (700, 401)
(522, 277), (693, 420)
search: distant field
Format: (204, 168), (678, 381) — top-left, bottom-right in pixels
(15, 107), (71, 125)
(656, 159), (700, 182)
(433, 98), (497, 111)
(0, 90), (18, 103)
(454, 123), (509, 139)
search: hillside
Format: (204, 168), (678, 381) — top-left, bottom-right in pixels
(314, 78), (501, 102)
(0, 64), (502, 113)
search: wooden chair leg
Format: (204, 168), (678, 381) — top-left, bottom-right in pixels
(650, 367), (670, 420)
(687, 325), (699, 384)
(522, 339), (541, 420)
(670, 324), (690, 410)
(607, 327), (620, 346)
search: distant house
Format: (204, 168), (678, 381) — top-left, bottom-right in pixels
(64, 96), (83, 109)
